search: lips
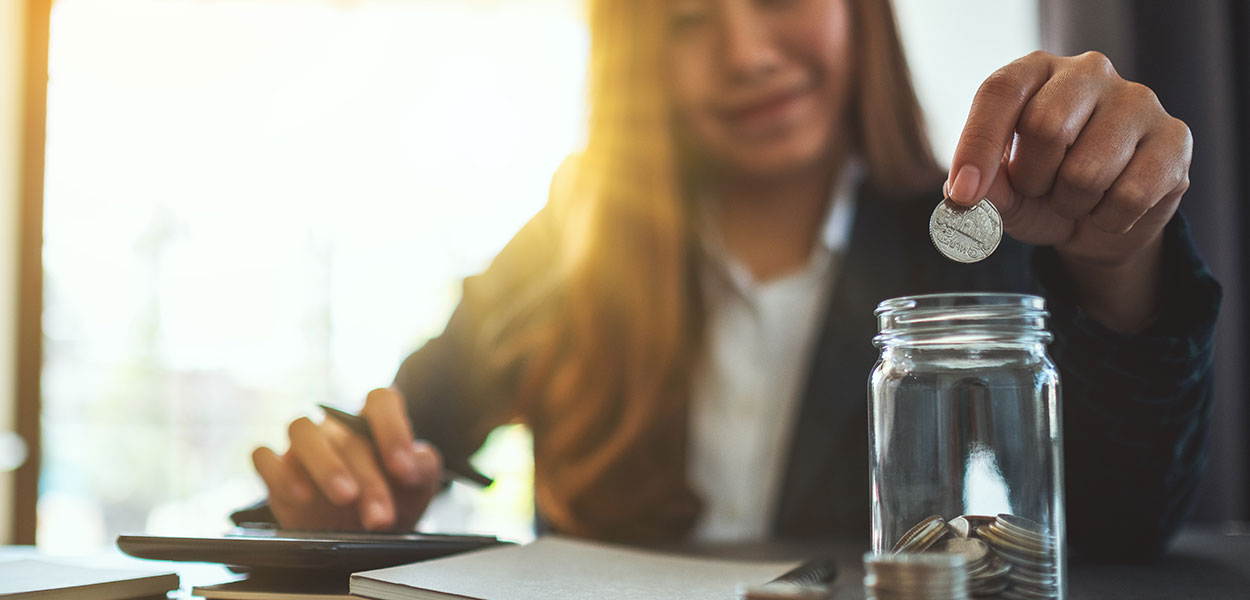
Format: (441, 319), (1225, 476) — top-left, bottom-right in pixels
(717, 85), (813, 133)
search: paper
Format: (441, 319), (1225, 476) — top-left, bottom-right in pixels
(351, 536), (800, 600)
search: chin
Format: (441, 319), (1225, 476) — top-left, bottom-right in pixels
(722, 136), (832, 178)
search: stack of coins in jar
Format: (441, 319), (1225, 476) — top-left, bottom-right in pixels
(888, 514), (1058, 598)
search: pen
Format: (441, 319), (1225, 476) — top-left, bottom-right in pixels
(318, 404), (494, 489)
(770, 556), (838, 587)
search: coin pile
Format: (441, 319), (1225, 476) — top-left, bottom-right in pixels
(940, 537), (1009, 596)
(864, 552), (969, 600)
(888, 514), (1058, 599)
(978, 515), (1058, 599)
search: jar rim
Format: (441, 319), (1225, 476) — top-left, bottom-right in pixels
(874, 293), (1052, 348)
(874, 293), (1045, 316)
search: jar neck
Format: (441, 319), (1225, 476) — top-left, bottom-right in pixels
(873, 293), (1052, 350)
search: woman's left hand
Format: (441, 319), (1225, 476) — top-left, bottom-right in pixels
(947, 50), (1192, 332)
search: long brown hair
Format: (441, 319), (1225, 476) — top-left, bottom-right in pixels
(485, 0), (942, 543)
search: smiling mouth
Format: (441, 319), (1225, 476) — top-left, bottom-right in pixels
(719, 86), (812, 129)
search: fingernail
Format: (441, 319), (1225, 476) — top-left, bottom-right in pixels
(951, 165), (982, 204)
(331, 476), (358, 503)
(392, 449), (420, 485)
(365, 500), (392, 529)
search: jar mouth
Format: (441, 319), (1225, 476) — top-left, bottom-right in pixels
(874, 293), (1052, 348)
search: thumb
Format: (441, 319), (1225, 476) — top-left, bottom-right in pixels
(946, 150), (1020, 229)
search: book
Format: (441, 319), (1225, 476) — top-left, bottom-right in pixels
(350, 536), (802, 600)
(0, 558), (179, 599)
(193, 577), (353, 600)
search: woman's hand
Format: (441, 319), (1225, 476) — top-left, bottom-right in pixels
(251, 388), (443, 531)
(947, 51), (1192, 332)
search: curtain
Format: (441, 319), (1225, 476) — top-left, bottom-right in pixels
(1040, 0), (1250, 524)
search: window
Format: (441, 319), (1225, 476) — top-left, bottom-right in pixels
(40, 0), (587, 552)
(893, 0), (1041, 166)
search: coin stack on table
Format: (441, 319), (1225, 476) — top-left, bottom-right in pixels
(864, 552), (970, 600)
(885, 514), (1059, 599)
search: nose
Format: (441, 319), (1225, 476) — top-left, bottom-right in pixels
(719, 2), (781, 84)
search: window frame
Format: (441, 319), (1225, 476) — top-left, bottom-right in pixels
(13, 0), (51, 546)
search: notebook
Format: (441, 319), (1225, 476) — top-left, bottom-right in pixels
(0, 558), (179, 599)
(350, 536), (802, 600)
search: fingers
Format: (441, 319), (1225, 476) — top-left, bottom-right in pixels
(252, 445), (314, 506)
(255, 399), (444, 533)
(412, 441), (444, 492)
(335, 431), (398, 530)
(361, 388), (423, 486)
(986, 170), (1076, 249)
(393, 441), (445, 528)
(958, 50), (1190, 244)
(253, 446), (328, 529)
(254, 446), (365, 531)
(948, 51), (1053, 205)
(1007, 64), (1104, 200)
(1089, 119), (1192, 234)
(1045, 102), (1143, 221)
(287, 417), (360, 506)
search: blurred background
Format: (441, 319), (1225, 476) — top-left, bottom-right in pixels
(0, 0), (1245, 553)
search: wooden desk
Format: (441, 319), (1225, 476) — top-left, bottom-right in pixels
(5, 525), (1248, 598)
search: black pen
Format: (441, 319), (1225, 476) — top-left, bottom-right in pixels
(318, 404), (494, 489)
(770, 556), (838, 587)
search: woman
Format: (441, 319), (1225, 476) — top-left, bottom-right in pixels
(245, 0), (1219, 559)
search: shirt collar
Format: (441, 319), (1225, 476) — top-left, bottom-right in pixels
(698, 157), (866, 285)
(820, 157), (864, 254)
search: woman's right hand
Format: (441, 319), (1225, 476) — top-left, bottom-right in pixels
(251, 387), (443, 531)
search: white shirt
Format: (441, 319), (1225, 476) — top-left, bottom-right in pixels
(688, 162), (861, 542)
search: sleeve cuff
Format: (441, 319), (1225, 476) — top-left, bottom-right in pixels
(1033, 212), (1221, 418)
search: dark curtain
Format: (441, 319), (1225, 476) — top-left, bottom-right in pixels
(1040, 0), (1250, 524)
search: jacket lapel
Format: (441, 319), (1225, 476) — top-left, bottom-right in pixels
(771, 183), (933, 538)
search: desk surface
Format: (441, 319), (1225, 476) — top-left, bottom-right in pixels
(4, 525), (1249, 599)
(669, 525), (1250, 599)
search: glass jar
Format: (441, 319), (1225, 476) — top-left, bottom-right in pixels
(868, 293), (1066, 599)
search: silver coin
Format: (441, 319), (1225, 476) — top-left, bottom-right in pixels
(892, 515), (950, 553)
(996, 514), (1054, 547)
(929, 198), (1002, 263)
(941, 537), (990, 564)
